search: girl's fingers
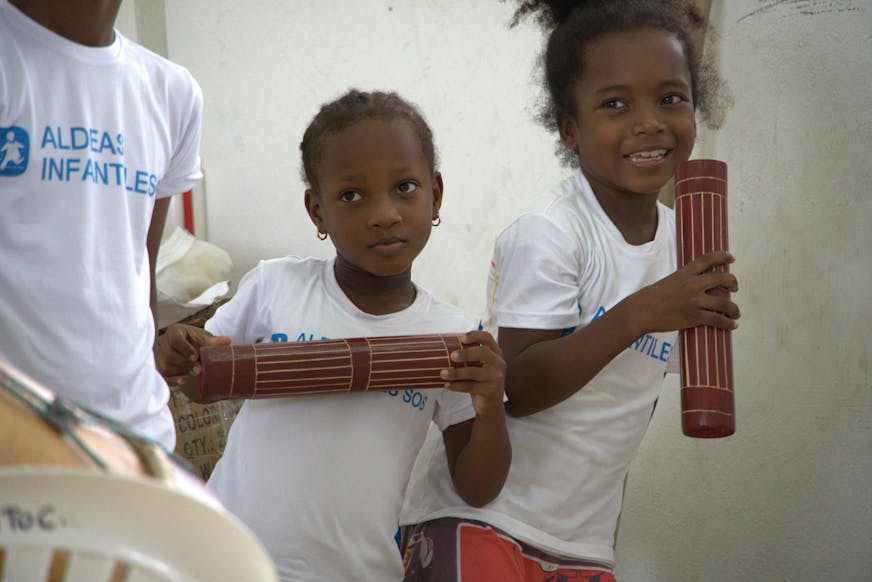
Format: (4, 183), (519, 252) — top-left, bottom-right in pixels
(684, 251), (734, 275)
(698, 295), (741, 319)
(461, 330), (500, 351)
(443, 378), (497, 394)
(694, 271), (739, 293)
(444, 330), (505, 393)
(163, 329), (198, 361)
(452, 346), (488, 366)
(165, 374), (189, 386)
(442, 365), (502, 386)
(700, 311), (740, 330)
(160, 349), (193, 372)
(205, 334), (232, 346)
(180, 333), (205, 361)
(169, 340), (197, 362)
(452, 339), (503, 366)
(442, 367), (478, 383)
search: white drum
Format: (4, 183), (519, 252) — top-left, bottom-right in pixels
(0, 362), (277, 582)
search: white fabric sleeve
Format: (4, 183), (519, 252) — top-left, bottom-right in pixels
(489, 213), (582, 331)
(432, 389), (476, 431)
(204, 263), (271, 344)
(155, 70), (204, 199)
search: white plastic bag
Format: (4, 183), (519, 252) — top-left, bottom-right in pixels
(155, 226), (232, 329)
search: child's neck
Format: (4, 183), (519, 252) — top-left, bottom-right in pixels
(11, 0), (120, 47)
(586, 179), (660, 246)
(333, 259), (417, 316)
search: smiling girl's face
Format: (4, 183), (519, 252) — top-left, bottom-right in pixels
(560, 26), (697, 204)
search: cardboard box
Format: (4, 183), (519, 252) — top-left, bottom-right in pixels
(168, 389), (241, 481)
(161, 297), (239, 481)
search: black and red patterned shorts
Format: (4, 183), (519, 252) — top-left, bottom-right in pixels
(400, 517), (616, 582)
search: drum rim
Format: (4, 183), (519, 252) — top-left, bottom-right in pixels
(0, 467), (278, 581)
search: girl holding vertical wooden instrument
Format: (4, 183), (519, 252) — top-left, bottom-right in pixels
(156, 89), (510, 582)
(399, 2), (740, 580)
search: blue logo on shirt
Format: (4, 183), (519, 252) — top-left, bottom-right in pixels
(385, 388), (430, 411)
(0, 127), (29, 176)
(590, 305), (673, 362)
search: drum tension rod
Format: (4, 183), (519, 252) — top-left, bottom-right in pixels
(44, 397), (110, 471)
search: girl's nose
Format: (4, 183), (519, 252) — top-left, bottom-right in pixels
(368, 196), (402, 228)
(632, 106), (665, 135)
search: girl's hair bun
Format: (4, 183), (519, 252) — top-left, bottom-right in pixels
(511, 0), (587, 29)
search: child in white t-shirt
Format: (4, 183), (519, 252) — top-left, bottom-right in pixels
(0, 0), (202, 451)
(156, 89), (510, 581)
(399, 2), (741, 581)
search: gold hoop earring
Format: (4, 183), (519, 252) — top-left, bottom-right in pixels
(432, 215), (441, 227)
(317, 230), (327, 241)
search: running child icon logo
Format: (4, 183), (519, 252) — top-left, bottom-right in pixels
(0, 127), (29, 176)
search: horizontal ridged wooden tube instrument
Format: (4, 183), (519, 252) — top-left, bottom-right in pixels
(196, 334), (472, 403)
(675, 159), (735, 438)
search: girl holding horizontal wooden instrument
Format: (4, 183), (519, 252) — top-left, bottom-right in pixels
(156, 89), (510, 582)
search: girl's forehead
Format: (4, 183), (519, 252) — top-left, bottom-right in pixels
(317, 118), (429, 177)
(580, 27), (690, 87)
(325, 116), (414, 142)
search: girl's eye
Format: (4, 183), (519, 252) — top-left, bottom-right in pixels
(397, 181), (418, 194)
(663, 94), (686, 105)
(339, 190), (362, 202)
(603, 99), (627, 110)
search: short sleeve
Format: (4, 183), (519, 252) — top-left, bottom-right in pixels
(432, 389), (476, 431)
(488, 213), (582, 331)
(154, 71), (203, 199)
(205, 263), (271, 344)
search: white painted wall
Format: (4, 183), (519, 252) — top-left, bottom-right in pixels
(115, 1), (137, 42)
(160, 0), (567, 312)
(126, 0), (870, 578)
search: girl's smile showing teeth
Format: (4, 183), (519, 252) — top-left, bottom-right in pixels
(625, 148), (670, 165)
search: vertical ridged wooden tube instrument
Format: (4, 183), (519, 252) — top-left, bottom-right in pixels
(195, 334), (471, 403)
(674, 159), (735, 438)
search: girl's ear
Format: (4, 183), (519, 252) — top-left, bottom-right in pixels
(558, 113), (579, 151)
(431, 171), (444, 219)
(304, 189), (326, 234)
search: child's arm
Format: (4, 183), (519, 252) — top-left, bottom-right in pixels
(439, 330), (511, 508)
(502, 251), (740, 417)
(147, 198), (171, 347)
(155, 323), (230, 401)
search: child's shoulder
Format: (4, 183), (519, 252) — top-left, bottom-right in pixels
(259, 254), (328, 269)
(511, 171), (581, 213)
(499, 171), (595, 243)
(250, 255), (330, 284)
(120, 32), (201, 96)
(413, 286), (479, 333)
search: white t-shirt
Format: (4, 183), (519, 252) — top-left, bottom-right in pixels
(0, 1), (203, 449)
(205, 256), (477, 582)
(400, 171), (678, 566)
